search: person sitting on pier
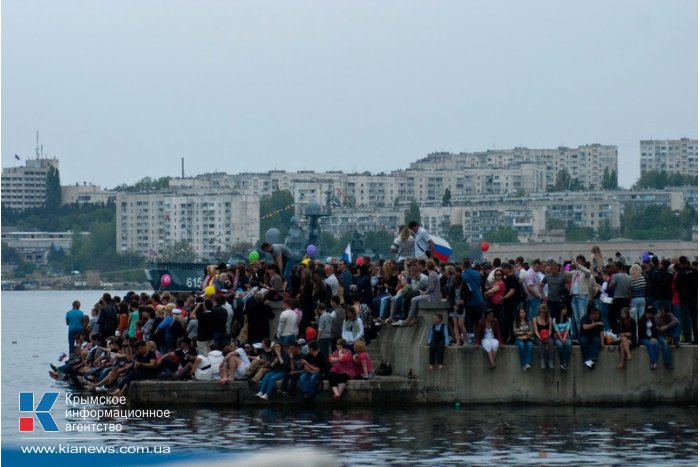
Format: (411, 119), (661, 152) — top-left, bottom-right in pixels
(553, 305), (572, 371)
(533, 304), (555, 370)
(617, 307), (636, 369)
(219, 340), (251, 384)
(427, 313), (450, 370)
(299, 340), (328, 400)
(328, 338), (357, 400)
(579, 304), (605, 369)
(111, 340), (158, 397)
(404, 259), (442, 327)
(513, 308), (534, 371)
(155, 337), (193, 379)
(654, 304), (678, 366)
(342, 305), (364, 349)
(475, 308), (502, 369)
(256, 341), (291, 401)
(353, 340), (374, 379)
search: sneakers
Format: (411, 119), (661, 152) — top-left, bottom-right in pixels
(392, 320), (405, 327)
(584, 360), (594, 369)
(95, 385), (108, 393)
(58, 353), (67, 362)
(259, 393), (269, 401)
(525, 364), (531, 371)
(547, 361), (555, 370)
(560, 364), (568, 371)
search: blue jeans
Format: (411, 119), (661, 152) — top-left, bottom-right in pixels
(299, 371), (322, 397)
(554, 337), (572, 367)
(279, 334), (296, 345)
(640, 338), (660, 366)
(68, 328), (82, 355)
(391, 295), (406, 320)
(515, 339), (533, 367)
(259, 370), (287, 396)
(579, 334), (600, 363)
(571, 296), (589, 339)
(527, 298), (541, 321)
(379, 295), (392, 320)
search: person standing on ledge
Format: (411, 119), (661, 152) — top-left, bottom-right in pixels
(408, 221), (434, 260)
(261, 242), (294, 290)
(66, 300), (84, 356)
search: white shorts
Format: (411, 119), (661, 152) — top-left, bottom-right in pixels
(234, 364), (250, 380)
(481, 339), (499, 352)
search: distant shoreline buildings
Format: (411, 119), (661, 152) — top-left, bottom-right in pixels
(2, 139), (697, 261)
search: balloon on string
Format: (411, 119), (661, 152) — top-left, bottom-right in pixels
(248, 251), (260, 262)
(204, 285), (216, 296)
(160, 274), (172, 287)
(642, 251), (650, 263)
(564, 264), (571, 272)
(481, 241), (490, 252)
(356, 257), (365, 265)
(306, 244), (317, 257)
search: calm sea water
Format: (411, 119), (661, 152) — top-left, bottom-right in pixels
(2, 290), (697, 466)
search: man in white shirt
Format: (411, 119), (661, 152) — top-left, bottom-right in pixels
(277, 298), (299, 346)
(408, 221), (434, 260)
(324, 264), (339, 296)
(524, 259), (543, 320)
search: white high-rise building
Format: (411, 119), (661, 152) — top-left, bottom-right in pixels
(2, 158), (59, 210)
(116, 191), (259, 260)
(640, 138), (698, 176)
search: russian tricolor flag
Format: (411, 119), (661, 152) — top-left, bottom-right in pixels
(342, 242), (352, 263)
(430, 236), (452, 263)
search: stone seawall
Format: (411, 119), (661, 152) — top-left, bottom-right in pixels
(379, 302), (698, 404)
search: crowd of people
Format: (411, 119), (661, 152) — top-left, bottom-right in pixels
(54, 221), (698, 401)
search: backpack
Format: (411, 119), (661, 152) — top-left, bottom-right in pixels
(376, 361), (392, 376)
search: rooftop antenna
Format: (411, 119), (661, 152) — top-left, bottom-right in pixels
(181, 157), (185, 178)
(35, 131), (40, 158)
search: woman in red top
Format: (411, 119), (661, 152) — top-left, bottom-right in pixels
(328, 338), (356, 399)
(353, 340), (374, 379)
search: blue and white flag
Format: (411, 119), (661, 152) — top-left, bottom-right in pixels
(342, 242), (352, 263)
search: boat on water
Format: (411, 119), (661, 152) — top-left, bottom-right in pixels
(145, 262), (207, 292)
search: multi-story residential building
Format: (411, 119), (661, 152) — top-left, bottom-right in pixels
(1, 157), (59, 210)
(410, 144), (618, 191)
(640, 138), (698, 176)
(116, 191), (259, 260)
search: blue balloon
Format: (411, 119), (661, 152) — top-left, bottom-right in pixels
(306, 244), (317, 257)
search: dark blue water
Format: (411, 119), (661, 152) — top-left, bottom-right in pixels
(2, 291), (697, 466)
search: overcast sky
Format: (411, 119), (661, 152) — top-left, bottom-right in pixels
(2, 0), (697, 189)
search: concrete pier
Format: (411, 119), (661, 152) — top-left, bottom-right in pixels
(129, 302), (697, 406)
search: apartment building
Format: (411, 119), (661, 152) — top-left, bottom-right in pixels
(1, 158), (59, 210)
(116, 191), (259, 259)
(640, 138), (698, 176)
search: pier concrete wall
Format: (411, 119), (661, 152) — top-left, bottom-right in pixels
(379, 302), (698, 404)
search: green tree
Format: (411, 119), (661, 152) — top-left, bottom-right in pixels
(620, 204), (697, 240)
(45, 165), (62, 210)
(633, 169), (698, 189)
(596, 219), (617, 240)
(602, 167), (618, 190)
(483, 226), (520, 243)
(113, 176), (171, 192)
(363, 230), (395, 257)
(259, 190), (294, 239)
(404, 200), (421, 225)
(442, 188), (452, 207)
(548, 169), (584, 192)
(448, 224), (464, 243)
(565, 226), (596, 241)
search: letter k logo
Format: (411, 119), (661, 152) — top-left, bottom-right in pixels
(19, 392), (59, 432)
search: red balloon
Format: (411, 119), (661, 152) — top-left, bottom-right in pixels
(481, 241), (490, 252)
(356, 257), (364, 265)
